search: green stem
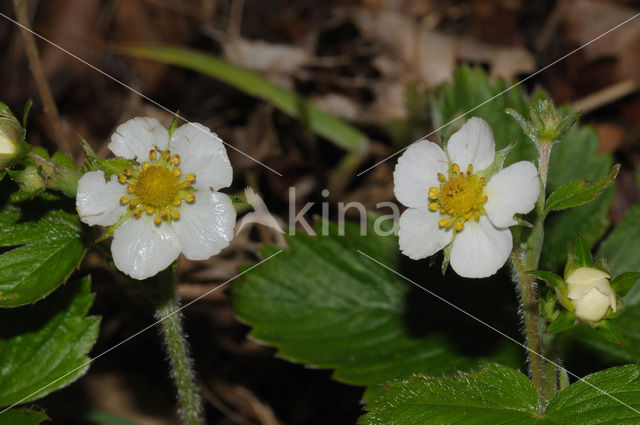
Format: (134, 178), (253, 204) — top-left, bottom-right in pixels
(511, 143), (558, 409)
(511, 252), (545, 406)
(143, 269), (204, 425)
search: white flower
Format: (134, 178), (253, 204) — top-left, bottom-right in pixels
(566, 267), (616, 322)
(394, 117), (540, 278)
(76, 117), (236, 280)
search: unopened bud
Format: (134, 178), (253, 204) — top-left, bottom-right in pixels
(0, 104), (22, 168)
(566, 267), (616, 323)
(13, 165), (45, 196)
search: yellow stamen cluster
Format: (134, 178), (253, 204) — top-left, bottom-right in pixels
(117, 149), (197, 226)
(428, 163), (487, 232)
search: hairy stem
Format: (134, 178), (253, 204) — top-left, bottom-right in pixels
(144, 269), (204, 425)
(512, 142), (556, 409)
(511, 252), (546, 406)
(12, 0), (71, 155)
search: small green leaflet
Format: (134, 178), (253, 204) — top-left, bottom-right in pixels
(360, 364), (640, 424)
(0, 195), (88, 307)
(0, 408), (48, 425)
(359, 364), (544, 425)
(0, 278), (99, 407)
(544, 164), (619, 214)
(545, 364), (640, 423)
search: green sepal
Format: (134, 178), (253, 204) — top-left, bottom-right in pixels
(92, 157), (133, 179)
(611, 272), (640, 298)
(513, 216), (533, 228)
(529, 270), (565, 289)
(544, 164), (619, 214)
(441, 241), (452, 275)
(80, 136), (133, 178)
(21, 99), (32, 132)
(546, 310), (576, 333)
(597, 319), (624, 346)
(564, 235), (593, 278)
(168, 113), (179, 137)
(574, 234), (593, 268)
(480, 142), (515, 181)
(97, 209), (133, 242)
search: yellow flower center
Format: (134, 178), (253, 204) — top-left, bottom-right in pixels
(136, 166), (179, 207)
(116, 148), (198, 226)
(427, 163), (487, 232)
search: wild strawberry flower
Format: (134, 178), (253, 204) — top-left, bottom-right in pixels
(76, 117), (236, 280)
(394, 117), (540, 278)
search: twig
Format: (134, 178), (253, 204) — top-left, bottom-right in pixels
(572, 79), (638, 114)
(12, 0), (71, 156)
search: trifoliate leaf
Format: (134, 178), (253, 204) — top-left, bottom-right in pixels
(0, 192), (88, 307)
(0, 278), (99, 407)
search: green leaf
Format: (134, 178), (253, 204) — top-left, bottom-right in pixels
(359, 364), (544, 425)
(0, 408), (48, 425)
(546, 311), (575, 333)
(110, 44), (367, 153)
(546, 364), (640, 423)
(0, 198), (88, 307)
(360, 364), (640, 425)
(430, 66), (536, 166)
(232, 219), (487, 400)
(598, 205), (640, 276)
(541, 124), (614, 270)
(544, 164), (619, 214)
(597, 320), (624, 345)
(0, 277), (100, 407)
(529, 270), (565, 289)
(611, 272), (640, 297)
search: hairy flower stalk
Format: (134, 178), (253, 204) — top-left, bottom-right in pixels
(143, 269), (204, 425)
(508, 101), (578, 409)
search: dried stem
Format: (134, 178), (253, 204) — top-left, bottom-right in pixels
(12, 0), (71, 156)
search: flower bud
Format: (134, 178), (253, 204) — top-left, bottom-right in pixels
(0, 112), (22, 169)
(566, 267), (616, 322)
(13, 165), (45, 196)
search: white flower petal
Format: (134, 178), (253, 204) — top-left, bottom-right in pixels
(398, 207), (452, 260)
(169, 123), (233, 191)
(76, 171), (127, 226)
(173, 192), (236, 260)
(450, 216), (512, 278)
(484, 161), (540, 228)
(446, 117), (495, 172)
(111, 216), (181, 280)
(573, 287), (612, 322)
(108, 117), (169, 162)
(393, 141), (449, 208)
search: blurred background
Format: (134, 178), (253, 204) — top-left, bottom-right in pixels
(1, 0), (640, 424)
